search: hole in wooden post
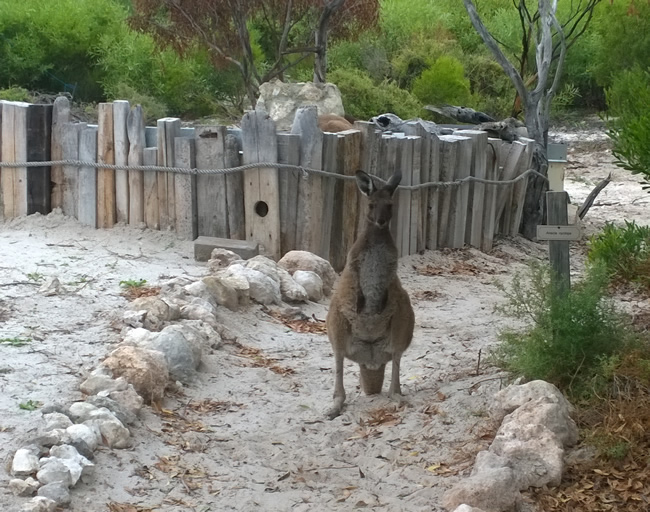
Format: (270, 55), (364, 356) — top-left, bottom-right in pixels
(254, 201), (269, 217)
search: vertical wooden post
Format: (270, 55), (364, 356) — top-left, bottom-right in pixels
(291, 106), (326, 257)
(494, 140), (527, 233)
(174, 137), (197, 240)
(225, 133), (245, 240)
(113, 100), (130, 223)
(403, 123), (431, 253)
(437, 136), (458, 248)
(78, 126), (98, 227)
(97, 103), (116, 228)
(0, 102), (3, 220)
(546, 191), (571, 294)
(143, 147), (159, 229)
(482, 138), (502, 251)
(156, 117), (181, 230)
(340, 130), (361, 259)
(426, 133), (441, 250)
(454, 130), (488, 248)
(127, 105), (145, 226)
(510, 137), (535, 236)
(277, 132), (301, 254)
(450, 135), (472, 249)
(50, 96), (70, 210)
(26, 104), (53, 215)
(241, 110), (281, 259)
(62, 122), (87, 218)
(1, 101), (29, 218)
(321, 132), (340, 261)
(195, 126), (227, 238)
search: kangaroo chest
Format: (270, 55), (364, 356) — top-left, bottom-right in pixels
(357, 240), (397, 314)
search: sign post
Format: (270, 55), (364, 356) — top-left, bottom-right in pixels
(536, 191), (580, 294)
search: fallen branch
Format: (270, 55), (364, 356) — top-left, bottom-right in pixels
(576, 173), (611, 220)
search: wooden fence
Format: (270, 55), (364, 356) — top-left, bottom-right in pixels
(0, 98), (534, 270)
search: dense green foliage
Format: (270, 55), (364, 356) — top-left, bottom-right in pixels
(0, 0), (646, 121)
(606, 68), (650, 187)
(494, 263), (635, 393)
(588, 221), (650, 288)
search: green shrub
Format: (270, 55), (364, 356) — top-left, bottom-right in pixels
(108, 84), (167, 123)
(0, 86), (32, 102)
(463, 54), (515, 118)
(494, 262), (634, 393)
(328, 68), (421, 120)
(411, 56), (471, 108)
(606, 67), (650, 188)
(588, 220), (650, 286)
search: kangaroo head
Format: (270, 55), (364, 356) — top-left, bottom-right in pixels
(355, 170), (402, 229)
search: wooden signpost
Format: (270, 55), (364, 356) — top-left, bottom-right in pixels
(537, 191), (580, 293)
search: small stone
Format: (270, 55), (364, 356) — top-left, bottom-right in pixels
(83, 418), (131, 449)
(278, 250), (337, 295)
(86, 396), (137, 425)
(202, 276), (239, 311)
(48, 445), (93, 486)
(102, 345), (169, 403)
(180, 303), (219, 326)
(68, 402), (100, 423)
(278, 267), (308, 303)
(184, 281), (215, 305)
(40, 404), (70, 416)
(68, 439), (94, 461)
(38, 277), (63, 296)
(225, 264), (281, 305)
(43, 412), (73, 431)
(217, 274), (250, 307)
(36, 459), (72, 487)
(292, 270), (323, 301)
(20, 496), (57, 512)
(9, 477), (40, 497)
(29, 430), (65, 449)
(208, 248), (241, 269)
(122, 310), (146, 328)
(37, 482), (71, 507)
(129, 296), (180, 331)
(12, 448), (40, 477)
(108, 385), (144, 418)
(452, 506), (486, 512)
(79, 373), (128, 396)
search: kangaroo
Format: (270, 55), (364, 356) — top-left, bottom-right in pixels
(325, 170), (415, 419)
(318, 114), (355, 133)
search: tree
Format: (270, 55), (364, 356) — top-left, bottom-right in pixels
(130, 0), (379, 109)
(462, 0), (601, 238)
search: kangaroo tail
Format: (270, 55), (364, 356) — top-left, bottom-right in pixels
(359, 364), (386, 395)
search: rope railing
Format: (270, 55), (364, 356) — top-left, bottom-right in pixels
(0, 159), (548, 190)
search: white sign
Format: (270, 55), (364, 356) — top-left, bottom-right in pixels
(537, 225), (581, 241)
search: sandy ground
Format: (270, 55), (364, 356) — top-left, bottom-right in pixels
(1, 124), (648, 511)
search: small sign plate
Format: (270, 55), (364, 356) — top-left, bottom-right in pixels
(537, 225), (581, 241)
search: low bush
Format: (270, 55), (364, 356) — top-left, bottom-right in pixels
(494, 262), (635, 394)
(410, 56), (471, 109)
(328, 68), (421, 121)
(588, 220), (650, 287)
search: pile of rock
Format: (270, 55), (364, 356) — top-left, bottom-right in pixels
(444, 380), (579, 512)
(8, 249), (336, 511)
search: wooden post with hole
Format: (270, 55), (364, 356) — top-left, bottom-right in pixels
(241, 110), (280, 259)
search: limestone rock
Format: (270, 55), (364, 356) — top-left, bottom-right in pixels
(490, 380), (574, 421)
(442, 465), (521, 512)
(489, 422), (564, 489)
(277, 267), (308, 302)
(38, 277), (63, 296)
(217, 274), (250, 307)
(180, 301), (218, 326)
(65, 423), (100, 453)
(37, 482), (71, 507)
(255, 79), (345, 132)
(244, 255), (280, 283)
(68, 402), (100, 423)
(129, 296), (180, 331)
(202, 276), (239, 311)
(503, 396), (579, 447)
(208, 248), (241, 270)
(108, 385), (144, 419)
(86, 396), (138, 425)
(48, 445), (94, 485)
(43, 412), (73, 432)
(12, 448), (40, 477)
(142, 324), (203, 383)
(20, 496), (57, 512)
(102, 345), (169, 403)
(122, 309), (146, 328)
(36, 459), (72, 487)
(9, 477), (40, 497)
(83, 417), (131, 449)
(292, 270), (323, 301)
(452, 506), (487, 512)
(278, 250), (337, 295)
(225, 263), (281, 305)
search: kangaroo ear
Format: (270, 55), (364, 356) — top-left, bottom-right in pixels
(355, 171), (374, 196)
(385, 171), (402, 196)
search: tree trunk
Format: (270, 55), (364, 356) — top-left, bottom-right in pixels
(313, 0), (344, 83)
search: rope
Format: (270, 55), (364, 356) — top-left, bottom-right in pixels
(0, 159), (548, 190)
